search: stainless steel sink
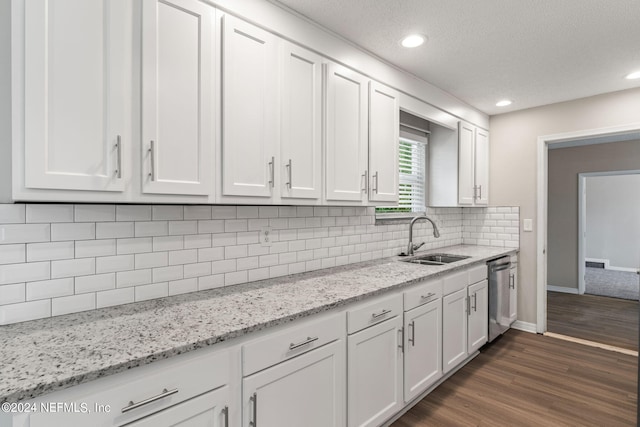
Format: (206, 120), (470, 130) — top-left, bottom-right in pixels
(401, 253), (470, 266)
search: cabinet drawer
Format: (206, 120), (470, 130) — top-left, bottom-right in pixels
(243, 312), (344, 376)
(443, 270), (468, 296)
(468, 264), (487, 284)
(404, 278), (443, 311)
(347, 293), (403, 334)
(29, 348), (230, 427)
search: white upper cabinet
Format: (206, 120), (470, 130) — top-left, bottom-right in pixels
(458, 121), (489, 206)
(221, 14), (278, 198)
(142, 0), (214, 196)
(280, 42), (323, 201)
(23, 0), (131, 193)
(368, 82), (399, 204)
(325, 63), (369, 203)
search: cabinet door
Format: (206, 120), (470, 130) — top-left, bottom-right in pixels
(243, 340), (345, 427)
(509, 267), (518, 324)
(474, 128), (489, 205)
(141, 0), (214, 196)
(347, 316), (403, 427)
(222, 15), (278, 198)
(457, 121), (475, 205)
(326, 63), (368, 203)
(404, 299), (442, 403)
(281, 42), (322, 201)
(468, 279), (488, 353)
(368, 81), (399, 204)
(125, 386), (230, 427)
(442, 288), (468, 374)
(23, 0), (130, 192)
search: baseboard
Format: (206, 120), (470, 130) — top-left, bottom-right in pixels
(607, 266), (639, 273)
(585, 258), (637, 273)
(512, 321), (537, 333)
(547, 285), (579, 294)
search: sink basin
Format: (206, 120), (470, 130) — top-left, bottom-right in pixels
(401, 253), (470, 266)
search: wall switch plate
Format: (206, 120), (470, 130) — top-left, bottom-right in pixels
(523, 219), (533, 232)
(260, 227), (273, 247)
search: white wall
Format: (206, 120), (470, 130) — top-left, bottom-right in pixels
(489, 87), (640, 325)
(586, 174), (640, 269)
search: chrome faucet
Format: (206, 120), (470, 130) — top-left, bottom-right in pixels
(406, 215), (440, 256)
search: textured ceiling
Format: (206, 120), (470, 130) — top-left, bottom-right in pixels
(271, 0), (640, 115)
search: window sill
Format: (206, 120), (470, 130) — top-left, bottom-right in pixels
(374, 211), (426, 225)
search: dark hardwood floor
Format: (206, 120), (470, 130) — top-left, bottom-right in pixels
(391, 330), (637, 427)
(547, 291), (639, 351)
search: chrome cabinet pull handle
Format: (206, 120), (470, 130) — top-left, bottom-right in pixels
(121, 388), (178, 413)
(222, 406), (229, 427)
(371, 308), (392, 319)
(285, 159), (292, 189)
(408, 320), (416, 346)
(148, 140), (155, 181)
(472, 293), (477, 312)
(115, 135), (122, 179)
(268, 156), (275, 188)
(372, 171), (379, 193)
(478, 185), (482, 200)
(472, 185), (478, 200)
(509, 274), (515, 289)
(466, 296), (470, 316)
(362, 170), (368, 193)
(421, 292), (436, 301)
(398, 327), (404, 352)
(249, 393), (257, 427)
(289, 336), (318, 350)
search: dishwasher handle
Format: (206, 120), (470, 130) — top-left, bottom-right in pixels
(490, 263), (511, 273)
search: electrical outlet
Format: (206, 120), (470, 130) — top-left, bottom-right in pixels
(260, 227), (273, 247)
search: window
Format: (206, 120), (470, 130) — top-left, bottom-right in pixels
(376, 128), (428, 216)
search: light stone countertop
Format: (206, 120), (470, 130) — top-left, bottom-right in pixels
(0, 244), (516, 403)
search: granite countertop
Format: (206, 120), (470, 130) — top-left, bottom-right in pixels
(0, 244), (516, 403)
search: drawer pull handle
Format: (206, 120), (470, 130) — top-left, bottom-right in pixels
(420, 292), (436, 300)
(250, 392), (258, 427)
(222, 405), (229, 427)
(371, 309), (392, 319)
(289, 336), (319, 350)
(121, 388), (178, 413)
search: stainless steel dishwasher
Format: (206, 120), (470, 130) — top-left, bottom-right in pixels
(487, 256), (513, 342)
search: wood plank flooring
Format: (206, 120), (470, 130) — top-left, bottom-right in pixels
(547, 291), (639, 351)
(391, 330), (637, 427)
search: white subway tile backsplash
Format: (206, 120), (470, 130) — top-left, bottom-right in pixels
(0, 244), (26, 265)
(135, 252), (168, 269)
(74, 205), (115, 222)
(0, 224), (50, 244)
(96, 288), (134, 308)
(184, 206), (212, 220)
(75, 273), (115, 294)
(51, 258), (95, 279)
(96, 255), (135, 274)
(26, 241), (74, 262)
(168, 278), (197, 296)
(117, 269), (152, 288)
(152, 205), (183, 221)
(135, 282), (169, 302)
(116, 205), (152, 222)
(0, 262), (50, 285)
(75, 239), (117, 258)
(0, 204), (26, 224)
(0, 283), (25, 305)
(52, 293), (95, 316)
(0, 300), (51, 325)
(0, 202), (520, 324)
(26, 205), (74, 223)
(26, 278), (74, 300)
(51, 223), (95, 241)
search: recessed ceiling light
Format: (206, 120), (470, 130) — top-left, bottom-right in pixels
(625, 71), (640, 80)
(496, 100), (512, 107)
(401, 34), (426, 48)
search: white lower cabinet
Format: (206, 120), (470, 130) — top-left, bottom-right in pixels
(509, 260), (518, 324)
(442, 287), (469, 373)
(242, 340), (345, 427)
(467, 280), (489, 353)
(347, 295), (403, 427)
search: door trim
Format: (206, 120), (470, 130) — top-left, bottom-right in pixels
(536, 122), (640, 333)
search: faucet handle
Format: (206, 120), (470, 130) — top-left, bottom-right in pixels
(412, 242), (425, 251)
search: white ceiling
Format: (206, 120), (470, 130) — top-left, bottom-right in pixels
(270, 0), (640, 116)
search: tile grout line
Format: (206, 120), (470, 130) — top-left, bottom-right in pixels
(544, 331), (638, 357)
